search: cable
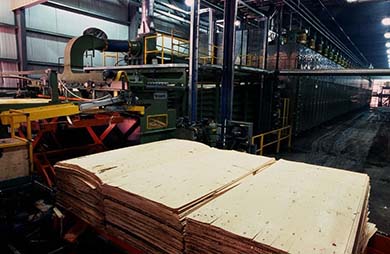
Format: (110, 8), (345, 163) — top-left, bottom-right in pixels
(58, 79), (112, 102)
(58, 79), (92, 101)
(316, 0), (369, 65)
(283, 0), (366, 67)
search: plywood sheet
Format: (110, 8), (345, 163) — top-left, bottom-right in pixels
(58, 139), (274, 212)
(186, 159), (370, 254)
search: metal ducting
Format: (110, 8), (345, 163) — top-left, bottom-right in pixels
(138, 0), (155, 35)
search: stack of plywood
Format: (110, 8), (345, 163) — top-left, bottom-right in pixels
(185, 159), (375, 254)
(55, 139), (274, 253)
(55, 139), (211, 229)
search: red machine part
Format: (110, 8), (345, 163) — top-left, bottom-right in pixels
(16, 112), (140, 187)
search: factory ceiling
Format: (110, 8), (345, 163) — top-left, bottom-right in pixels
(301, 0), (390, 69)
(201, 0), (390, 68)
(122, 0), (389, 68)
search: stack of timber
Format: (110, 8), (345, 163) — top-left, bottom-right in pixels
(55, 139), (274, 253)
(55, 139), (211, 228)
(185, 159), (376, 254)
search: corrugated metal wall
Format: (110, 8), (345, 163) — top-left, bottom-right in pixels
(26, 5), (129, 39)
(52, 0), (129, 22)
(0, 0), (18, 88)
(0, 27), (17, 60)
(25, 3), (129, 69)
(0, 0), (15, 25)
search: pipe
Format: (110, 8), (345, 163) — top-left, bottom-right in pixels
(316, 0), (369, 65)
(283, 0), (365, 67)
(294, 0), (365, 67)
(139, 0), (155, 35)
(84, 64), (188, 72)
(238, 1), (266, 18)
(202, 0), (224, 13)
(105, 40), (131, 52)
(278, 68), (390, 76)
(296, 1), (365, 66)
(284, 0), (358, 64)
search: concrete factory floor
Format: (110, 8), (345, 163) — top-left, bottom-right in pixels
(280, 108), (390, 234)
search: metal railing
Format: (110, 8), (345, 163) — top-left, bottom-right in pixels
(281, 98), (290, 128)
(251, 125), (292, 155)
(199, 44), (221, 65)
(143, 31), (270, 68)
(252, 97), (292, 155)
(103, 52), (119, 66)
(144, 33), (190, 64)
(238, 54), (264, 68)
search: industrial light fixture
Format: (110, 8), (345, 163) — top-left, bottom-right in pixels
(234, 20), (241, 27)
(386, 42), (390, 48)
(382, 18), (390, 26)
(385, 32), (390, 39)
(185, 0), (193, 7)
(387, 49), (390, 54)
(346, 0), (357, 2)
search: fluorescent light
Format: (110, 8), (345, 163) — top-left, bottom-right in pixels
(185, 0), (193, 7)
(386, 42), (390, 48)
(387, 49), (390, 54)
(383, 18), (390, 26)
(385, 32), (390, 39)
(346, 0), (357, 2)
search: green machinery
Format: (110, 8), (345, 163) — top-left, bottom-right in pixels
(0, 30), (188, 145)
(55, 29), (188, 144)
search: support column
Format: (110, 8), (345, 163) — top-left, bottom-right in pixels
(262, 17), (269, 70)
(275, 6), (283, 70)
(15, 8), (27, 71)
(208, 8), (214, 61)
(188, 0), (200, 122)
(128, 2), (140, 40)
(220, 0), (238, 145)
(258, 17), (269, 132)
(220, 0), (238, 122)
